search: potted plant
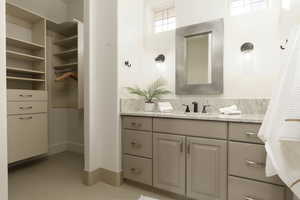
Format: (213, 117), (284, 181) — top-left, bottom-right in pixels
(126, 78), (171, 112)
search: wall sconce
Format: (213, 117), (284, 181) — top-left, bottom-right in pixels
(124, 60), (132, 68)
(240, 42), (254, 53)
(155, 54), (166, 73)
(155, 54), (166, 63)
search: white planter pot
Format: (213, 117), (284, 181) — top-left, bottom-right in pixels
(144, 103), (155, 112)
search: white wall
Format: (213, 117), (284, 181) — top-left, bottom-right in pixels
(7, 0), (68, 22)
(118, 0), (176, 97)
(118, 0), (282, 98)
(66, 0), (84, 21)
(0, 0), (8, 199)
(85, 0), (120, 172)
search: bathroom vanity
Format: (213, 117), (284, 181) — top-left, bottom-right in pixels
(121, 113), (290, 200)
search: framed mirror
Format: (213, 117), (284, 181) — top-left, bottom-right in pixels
(176, 19), (224, 95)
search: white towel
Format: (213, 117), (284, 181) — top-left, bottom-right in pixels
(138, 195), (159, 200)
(219, 105), (241, 115)
(258, 25), (300, 198)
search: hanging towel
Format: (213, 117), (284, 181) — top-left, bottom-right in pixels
(258, 25), (300, 198)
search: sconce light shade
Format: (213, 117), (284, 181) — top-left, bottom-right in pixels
(241, 42), (254, 53)
(155, 54), (166, 63)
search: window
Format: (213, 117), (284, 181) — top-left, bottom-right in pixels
(230, 0), (268, 15)
(154, 7), (176, 34)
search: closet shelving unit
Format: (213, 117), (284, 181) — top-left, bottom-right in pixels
(47, 19), (84, 109)
(6, 3), (47, 88)
(6, 3), (48, 164)
(6, 3), (47, 91)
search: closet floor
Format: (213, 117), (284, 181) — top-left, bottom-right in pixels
(8, 152), (175, 200)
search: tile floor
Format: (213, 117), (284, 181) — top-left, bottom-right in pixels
(8, 152), (175, 200)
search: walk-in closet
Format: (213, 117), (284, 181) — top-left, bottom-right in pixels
(5, 1), (85, 199)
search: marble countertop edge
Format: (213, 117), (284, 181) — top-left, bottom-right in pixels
(120, 112), (265, 123)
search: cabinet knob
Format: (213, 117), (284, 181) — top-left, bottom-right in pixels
(131, 141), (141, 148)
(130, 168), (142, 174)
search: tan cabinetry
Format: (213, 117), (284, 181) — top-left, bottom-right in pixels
(122, 117), (290, 200)
(153, 134), (186, 195)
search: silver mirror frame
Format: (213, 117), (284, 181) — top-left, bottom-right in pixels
(176, 19), (224, 95)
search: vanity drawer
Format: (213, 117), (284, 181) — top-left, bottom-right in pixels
(153, 118), (227, 139)
(8, 102), (47, 115)
(7, 113), (48, 164)
(229, 123), (262, 144)
(123, 130), (152, 158)
(123, 117), (152, 131)
(7, 89), (48, 102)
(228, 176), (285, 200)
(229, 142), (284, 185)
(123, 155), (153, 186)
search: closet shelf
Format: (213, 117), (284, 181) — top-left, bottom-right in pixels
(7, 67), (45, 75)
(53, 62), (78, 69)
(54, 49), (78, 59)
(6, 37), (44, 50)
(7, 76), (45, 82)
(6, 50), (45, 62)
(54, 35), (78, 48)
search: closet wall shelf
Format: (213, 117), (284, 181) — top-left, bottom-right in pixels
(54, 35), (78, 48)
(7, 76), (45, 82)
(7, 67), (45, 75)
(54, 48), (78, 59)
(6, 37), (44, 50)
(53, 62), (78, 69)
(6, 50), (45, 62)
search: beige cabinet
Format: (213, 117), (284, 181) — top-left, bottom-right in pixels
(7, 114), (48, 164)
(153, 133), (186, 195)
(187, 137), (227, 200)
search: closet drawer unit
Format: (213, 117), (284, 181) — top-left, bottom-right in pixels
(123, 117), (152, 131)
(229, 122), (262, 144)
(7, 89), (48, 102)
(229, 142), (284, 185)
(7, 113), (48, 164)
(123, 130), (152, 158)
(153, 118), (227, 139)
(123, 155), (153, 186)
(228, 176), (285, 200)
(8, 102), (47, 115)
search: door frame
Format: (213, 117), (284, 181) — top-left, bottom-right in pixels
(0, 0), (8, 199)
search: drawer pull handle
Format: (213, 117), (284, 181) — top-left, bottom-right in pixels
(246, 160), (265, 168)
(19, 106), (33, 110)
(245, 132), (258, 138)
(131, 141), (141, 148)
(187, 143), (191, 154)
(19, 94), (33, 98)
(131, 122), (142, 127)
(244, 196), (261, 200)
(180, 140), (184, 153)
(19, 117), (33, 120)
(130, 168), (142, 174)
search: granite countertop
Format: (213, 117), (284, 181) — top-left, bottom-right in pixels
(120, 111), (265, 123)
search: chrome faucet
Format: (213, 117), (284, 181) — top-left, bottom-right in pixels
(201, 105), (211, 113)
(192, 102), (198, 113)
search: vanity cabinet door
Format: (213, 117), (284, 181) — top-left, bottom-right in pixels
(153, 133), (186, 195)
(186, 137), (227, 200)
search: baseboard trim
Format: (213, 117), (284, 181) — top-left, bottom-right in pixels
(67, 142), (84, 154)
(83, 168), (122, 186)
(48, 143), (68, 155)
(49, 142), (84, 155)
